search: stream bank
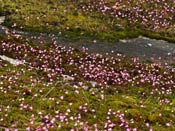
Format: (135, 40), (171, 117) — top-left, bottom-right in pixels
(0, 16), (175, 64)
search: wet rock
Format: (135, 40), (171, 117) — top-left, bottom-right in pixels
(147, 43), (152, 47)
(62, 74), (75, 81)
(0, 16), (5, 24)
(120, 39), (127, 43)
(0, 55), (24, 66)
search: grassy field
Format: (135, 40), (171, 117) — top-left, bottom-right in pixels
(0, 0), (175, 42)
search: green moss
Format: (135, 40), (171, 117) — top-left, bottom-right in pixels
(149, 113), (161, 123)
(127, 109), (144, 120)
(1, 0), (175, 41)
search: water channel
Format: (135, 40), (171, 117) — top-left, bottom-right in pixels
(0, 16), (175, 64)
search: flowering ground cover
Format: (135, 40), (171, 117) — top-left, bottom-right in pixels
(0, 0), (175, 42)
(0, 34), (175, 130)
(0, 0), (175, 130)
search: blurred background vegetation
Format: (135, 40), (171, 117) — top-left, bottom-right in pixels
(0, 0), (174, 42)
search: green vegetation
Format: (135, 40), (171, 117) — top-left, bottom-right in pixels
(1, 60), (175, 130)
(0, 0), (175, 42)
(0, 0), (175, 130)
(0, 33), (175, 130)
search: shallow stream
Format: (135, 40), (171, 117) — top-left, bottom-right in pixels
(0, 16), (175, 64)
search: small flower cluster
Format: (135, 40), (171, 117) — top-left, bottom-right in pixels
(81, 0), (175, 31)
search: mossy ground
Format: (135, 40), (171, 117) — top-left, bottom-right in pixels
(0, 34), (175, 130)
(0, 1), (175, 130)
(1, 60), (175, 130)
(0, 0), (175, 42)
